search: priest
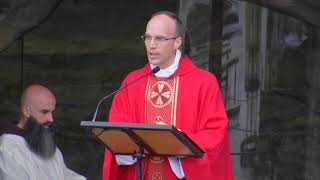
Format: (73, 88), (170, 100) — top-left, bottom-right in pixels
(102, 11), (233, 180)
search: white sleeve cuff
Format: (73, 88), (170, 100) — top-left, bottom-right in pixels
(115, 155), (137, 165)
(168, 157), (185, 179)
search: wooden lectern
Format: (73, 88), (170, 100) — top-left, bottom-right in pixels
(80, 121), (204, 180)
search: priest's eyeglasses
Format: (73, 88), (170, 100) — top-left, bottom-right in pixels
(141, 34), (179, 44)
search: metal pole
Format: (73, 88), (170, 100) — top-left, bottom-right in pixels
(134, 145), (144, 180)
(20, 35), (24, 95)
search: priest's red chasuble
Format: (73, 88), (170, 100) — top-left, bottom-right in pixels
(102, 55), (233, 180)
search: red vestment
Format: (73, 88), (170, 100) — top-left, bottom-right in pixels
(103, 55), (233, 180)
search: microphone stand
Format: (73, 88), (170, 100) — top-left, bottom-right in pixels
(91, 66), (160, 122)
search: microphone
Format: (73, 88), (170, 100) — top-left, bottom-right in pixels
(91, 66), (160, 121)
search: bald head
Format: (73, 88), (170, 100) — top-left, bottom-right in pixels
(150, 11), (185, 37)
(19, 84), (56, 128)
(21, 85), (55, 107)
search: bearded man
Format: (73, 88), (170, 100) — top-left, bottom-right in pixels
(0, 84), (86, 180)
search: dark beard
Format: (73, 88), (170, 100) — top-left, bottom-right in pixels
(24, 116), (57, 159)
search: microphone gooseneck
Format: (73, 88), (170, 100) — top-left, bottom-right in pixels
(152, 66), (160, 74)
(91, 66), (160, 121)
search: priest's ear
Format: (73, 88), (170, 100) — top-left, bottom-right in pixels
(174, 36), (182, 50)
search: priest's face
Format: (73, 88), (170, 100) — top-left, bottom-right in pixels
(24, 115), (57, 159)
(144, 14), (182, 69)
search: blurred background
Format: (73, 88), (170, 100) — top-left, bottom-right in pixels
(1, 0), (319, 179)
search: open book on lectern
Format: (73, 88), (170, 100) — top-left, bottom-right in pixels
(81, 121), (204, 158)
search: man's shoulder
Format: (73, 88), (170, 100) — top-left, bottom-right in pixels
(0, 134), (27, 159)
(0, 134), (64, 164)
(179, 55), (218, 80)
(125, 65), (150, 80)
(0, 121), (24, 136)
(0, 134), (25, 147)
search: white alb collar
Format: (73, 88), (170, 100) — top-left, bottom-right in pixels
(150, 50), (181, 78)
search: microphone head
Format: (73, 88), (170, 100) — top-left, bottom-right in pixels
(152, 66), (160, 74)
